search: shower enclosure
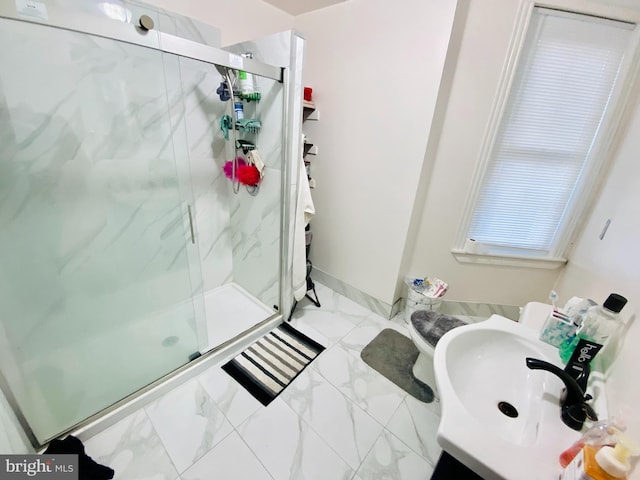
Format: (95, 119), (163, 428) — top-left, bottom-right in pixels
(0, 1), (302, 448)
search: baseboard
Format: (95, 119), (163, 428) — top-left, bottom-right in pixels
(311, 269), (400, 319)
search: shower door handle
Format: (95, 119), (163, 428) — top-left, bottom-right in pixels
(187, 205), (196, 244)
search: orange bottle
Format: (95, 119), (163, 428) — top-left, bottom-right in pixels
(559, 421), (619, 468)
(561, 433), (640, 480)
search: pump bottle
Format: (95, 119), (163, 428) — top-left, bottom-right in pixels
(561, 431), (640, 479)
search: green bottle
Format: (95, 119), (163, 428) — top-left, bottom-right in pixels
(559, 333), (593, 363)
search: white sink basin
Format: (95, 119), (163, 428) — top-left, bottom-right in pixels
(434, 314), (583, 480)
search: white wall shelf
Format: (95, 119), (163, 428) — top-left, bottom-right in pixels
(303, 101), (319, 120)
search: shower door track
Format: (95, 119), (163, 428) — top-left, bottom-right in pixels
(0, 2), (284, 82)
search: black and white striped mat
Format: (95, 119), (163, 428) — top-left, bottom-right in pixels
(221, 323), (325, 406)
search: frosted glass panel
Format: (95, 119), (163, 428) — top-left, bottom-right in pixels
(176, 55), (283, 348)
(0, 18), (201, 442)
(228, 73), (284, 311)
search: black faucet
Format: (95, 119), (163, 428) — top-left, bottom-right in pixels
(525, 357), (597, 431)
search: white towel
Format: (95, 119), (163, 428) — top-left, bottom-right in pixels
(246, 150), (265, 178)
(293, 157), (315, 301)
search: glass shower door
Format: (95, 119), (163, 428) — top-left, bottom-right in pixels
(0, 17), (204, 443)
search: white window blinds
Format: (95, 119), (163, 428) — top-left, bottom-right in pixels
(467, 7), (633, 257)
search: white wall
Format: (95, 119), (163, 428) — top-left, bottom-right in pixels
(294, 0), (459, 304)
(554, 84), (640, 477)
(143, 0), (294, 46)
(403, 0), (563, 306)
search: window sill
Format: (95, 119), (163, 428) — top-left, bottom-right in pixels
(451, 249), (567, 270)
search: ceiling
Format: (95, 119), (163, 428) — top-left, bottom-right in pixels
(263, 0), (640, 17)
(262, 0), (348, 16)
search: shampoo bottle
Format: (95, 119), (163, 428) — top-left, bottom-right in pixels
(238, 52), (255, 96)
(561, 432), (640, 480)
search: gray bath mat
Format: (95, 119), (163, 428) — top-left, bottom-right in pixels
(360, 329), (434, 403)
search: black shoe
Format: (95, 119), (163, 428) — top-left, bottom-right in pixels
(44, 435), (114, 480)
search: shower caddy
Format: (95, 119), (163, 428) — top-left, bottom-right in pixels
(218, 54), (264, 195)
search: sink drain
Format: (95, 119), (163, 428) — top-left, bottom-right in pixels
(497, 401), (518, 418)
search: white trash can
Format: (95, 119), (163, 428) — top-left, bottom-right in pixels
(405, 288), (442, 324)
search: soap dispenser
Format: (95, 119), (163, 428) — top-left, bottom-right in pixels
(561, 430), (640, 480)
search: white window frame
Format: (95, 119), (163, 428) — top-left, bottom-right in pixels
(452, 0), (640, 270)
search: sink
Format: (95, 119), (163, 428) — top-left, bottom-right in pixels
(434, 314), (584, 480)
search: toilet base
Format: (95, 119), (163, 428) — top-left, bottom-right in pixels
(412, 351), (437, 392)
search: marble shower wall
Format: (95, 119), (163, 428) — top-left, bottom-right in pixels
(0, 17), (201, 351)
(177, 55), (285, 310)
(0, 0), (290, 352)
(227, 74), (284, 310)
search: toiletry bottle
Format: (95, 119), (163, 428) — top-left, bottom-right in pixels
(559, 420), (623, 467)
(238, 52), (255, 96)
(560, 294), (627, 364)
(234, 98), (244, 121)
(561, 431), (640, 480)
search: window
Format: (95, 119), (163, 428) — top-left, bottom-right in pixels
(455, 6), (637, 267)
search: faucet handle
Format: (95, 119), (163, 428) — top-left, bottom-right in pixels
(563, 402), (598, 428)
(582, 402), (598, 421)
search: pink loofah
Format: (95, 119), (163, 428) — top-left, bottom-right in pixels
(223, 158), (246, 179)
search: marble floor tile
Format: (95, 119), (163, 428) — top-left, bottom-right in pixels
(289, 307), (361, 347)
(197, 366), (263, 427)
(356, 429), (434, 480)
(286, 318), (331, 350)
(280, 367), (384, 470)
(390, 312), (411, 328)
(313, 343), (406, 426)
(144, 378), (234, 473)
(338, 313), (409, 357)
(385, 396), (442, 466)
(289, 285), (372, 347)
(82, 409), (179, 480)
(181, 431), (273, 480)
(80, 283), (446, 480)
(237, 398), (354, 480)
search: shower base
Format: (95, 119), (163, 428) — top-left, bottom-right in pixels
(10, 282), (274, 445)
(203, 283), (274, 351)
